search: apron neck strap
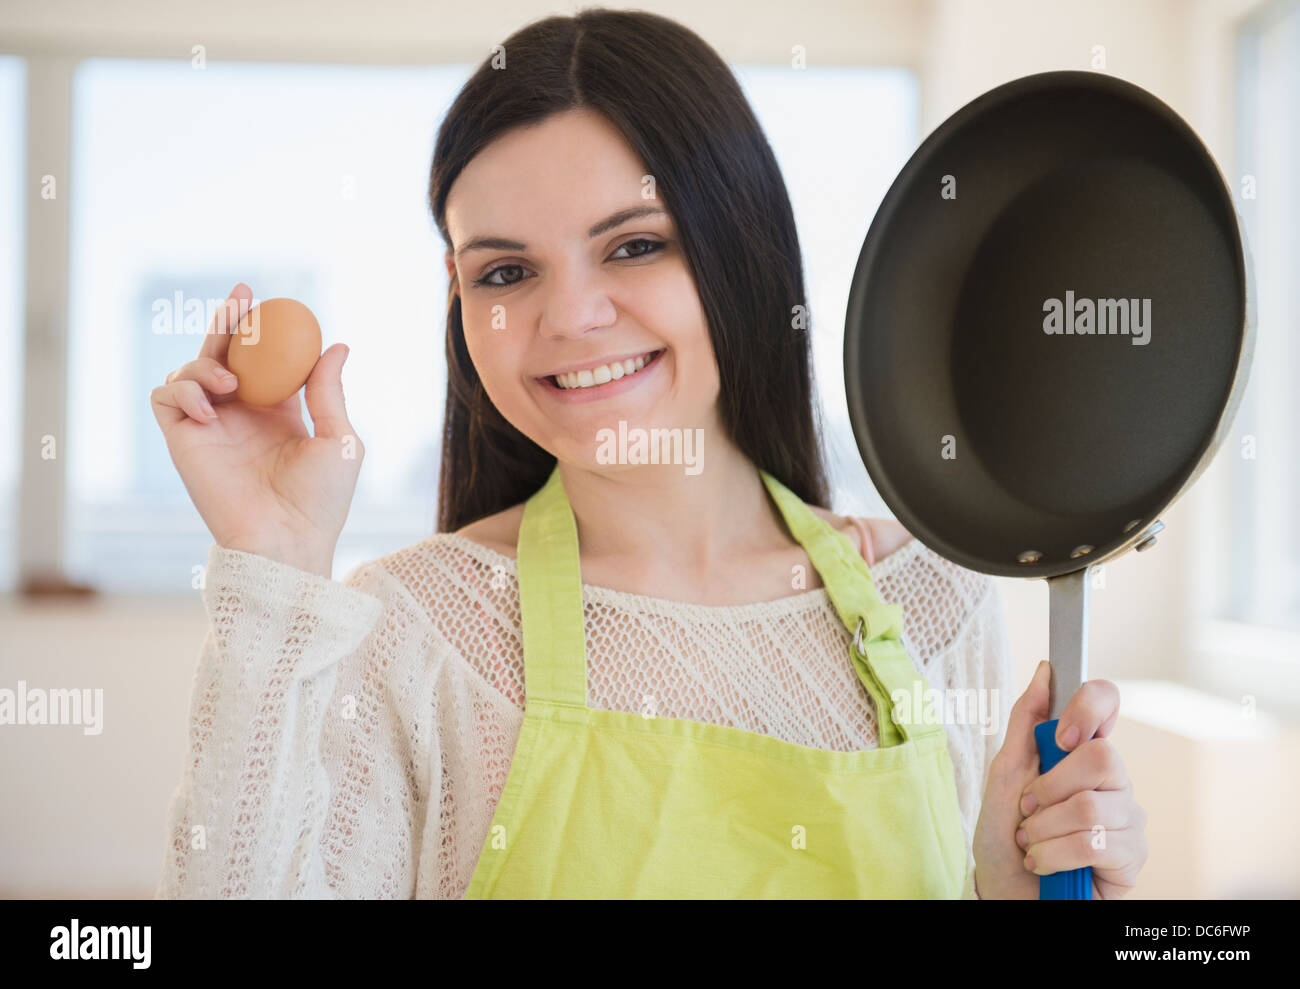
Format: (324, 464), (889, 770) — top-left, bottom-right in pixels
(757, 469), (937, 745)
(516, 462), (941, 744)
(517, 464), (589, 709)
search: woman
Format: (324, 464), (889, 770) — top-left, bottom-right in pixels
(151, 8), (1147, 898)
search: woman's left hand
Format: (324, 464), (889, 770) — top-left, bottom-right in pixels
(973, 660), (1149, 899)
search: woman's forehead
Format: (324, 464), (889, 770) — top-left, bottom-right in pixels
(445, 111), (649, 237)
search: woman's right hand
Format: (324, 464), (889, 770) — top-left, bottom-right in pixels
(151, 283), (364, 578)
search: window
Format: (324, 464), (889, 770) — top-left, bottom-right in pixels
(17, 58), (916, 592)
(1228, 0), (1300, 631)
(65, 60), (472, 589)
(733, 66), (919, 517)
(0, 57), (25, 592)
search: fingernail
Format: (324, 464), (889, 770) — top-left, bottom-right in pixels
(1024, 854), (1036, 872)
(1059, 723), (1080, 749)
(1016, 828), (1027, 848)
(200, 400), (216, 418)
(1020, 792), (1037, 816)
(215, 368), (232, 380)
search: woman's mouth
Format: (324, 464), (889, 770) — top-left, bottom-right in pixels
(537, 348), (667, 403)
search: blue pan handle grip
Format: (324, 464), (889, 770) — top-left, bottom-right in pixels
(1034, 719), (1092, 899)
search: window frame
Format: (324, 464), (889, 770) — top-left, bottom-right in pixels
(1189, 0), (1300, 719)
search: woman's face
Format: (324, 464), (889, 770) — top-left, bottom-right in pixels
(443, 108), (719, 472)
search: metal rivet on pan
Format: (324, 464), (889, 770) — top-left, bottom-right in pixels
(1123, 518), (1144, 533)
(1134, 521), (1165, 552)
(1017, 550), (1042, 564)
(1069, 544), (1094, 558)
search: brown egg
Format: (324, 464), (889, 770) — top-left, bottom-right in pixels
(227, 298), (322, 406)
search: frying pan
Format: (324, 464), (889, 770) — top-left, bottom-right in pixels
(843, 70), (1255, 899)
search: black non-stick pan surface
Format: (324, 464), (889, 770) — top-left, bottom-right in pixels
(843, 70), (1254, 898)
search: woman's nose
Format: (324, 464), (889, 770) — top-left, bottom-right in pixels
(538, 262), (619, 339)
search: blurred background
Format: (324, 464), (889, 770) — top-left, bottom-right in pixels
(0, 0), (1296, 898)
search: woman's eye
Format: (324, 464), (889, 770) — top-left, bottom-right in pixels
(473, 264), (529, 288)
(470, 239), (665, 289)
(611, 238), (666, 260)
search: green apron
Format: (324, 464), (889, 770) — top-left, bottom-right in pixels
(465, 463), (969, 898)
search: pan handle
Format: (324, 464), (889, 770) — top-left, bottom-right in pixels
(1037, 568), (1093, 900)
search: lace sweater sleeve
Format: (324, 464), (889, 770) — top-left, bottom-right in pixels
(154, 542), (449, 898)
(883, 551), (1015, 900)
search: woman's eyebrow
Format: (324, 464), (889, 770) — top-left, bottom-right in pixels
(454, 205), (667, 257)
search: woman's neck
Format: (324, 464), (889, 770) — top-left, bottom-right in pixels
(557, 436), (791, 595)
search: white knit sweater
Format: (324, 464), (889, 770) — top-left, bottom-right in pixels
(155, 531), (1014, 899)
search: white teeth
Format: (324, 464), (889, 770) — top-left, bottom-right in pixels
(555, 351), (659, 389)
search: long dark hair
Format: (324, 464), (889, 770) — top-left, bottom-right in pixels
(428, 7), (831, 532)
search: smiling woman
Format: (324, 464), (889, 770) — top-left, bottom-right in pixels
(428, 17), (826, 530)
(441, 111), (722, 480)
(154, 6), (1016, 901)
